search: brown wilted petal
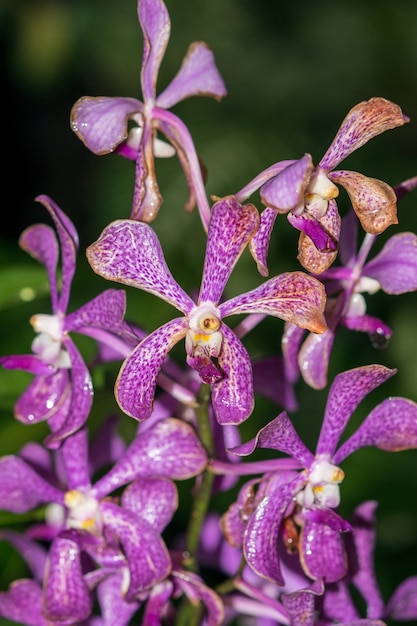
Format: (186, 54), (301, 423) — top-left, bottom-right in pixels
(297, 199), (341, 273)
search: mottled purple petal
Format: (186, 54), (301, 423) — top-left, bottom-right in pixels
(300, 519), (347, 582)
(139, 0), (170, 102)
(66, 288), (126, 334)
(122, 476), (178, 532)
(71, 96), (142, 154)
(232, 411), (313, 467)
(321, 581), (360, 622)
(282, 581), (324, 626)
(334, 397), (417, 463)
(260, 154), (313, 212)
(142, 580), (174, 626)
(296, 197), (341, 273)
(44, 536), (92, 622)
(0, 353), (55, 376)
(252, 355), (298, 412)
(385, 576), (417, 620)
(288, 212), (337, 252)
(0, 579), (47, 626)
(19, 223), (59, 311)
(211, 324), (254, 425)
(14, 369), (69, 424)
(60, 428), (90, 490)
(249, 207), (278, 277)
(297, 327), (336, 390)
(199, 197), (259, 303)
(172, 569), (225, 626)
(101, 501), (171, 599)
(320, 98), (408, 171)
(282, 322), (305, 384)
(220, 271), (327, 334)
(316, 365), (396, 457)
(87, 220), (194, 313)
(157, 42), (227, 108)
(115, 318), (187, 420)
(339, 208), (359, 267)
(96, 571), (141, 626)
(0, 530), (47, 581)
(93, 418), (207, 498)
(363, 232), (417, 294)
(340, 313), (392, 343)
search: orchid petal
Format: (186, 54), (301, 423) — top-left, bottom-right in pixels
(341, 313), (392, 344)
(115, 318), (187, 420)
(142, 580), (174, 626)
(60, 428), (91, 490)
(317, 365), (396, 457)
(296, 197), (341, 273)
(252, 355), (298, 412)
(93, 418), (207, 498)
(65, 288), (127, 333)
(199, 196), (259, 303)
(122, 476), (178, 532)
(297, 326), (336, 390)
(334, 397), (417, 463)
(87, 220), (194, 313)
(249, 207), (278, 277)
(363, 232), (417, 294)
(157, 42), (227, 108)
(288, 212), (337, 252)
(339, 208), (359, 267)
(211, 323), (254, 425)
(385, 576), (417, 620)
(101, 501), (171, 599)
(96, 572), (141, 626)
(281, 582), (321, 626)
(0, 353), (55, 376)
(260, 154), (313, 212)
(70, 96), (142, 154)
(282, 321), (305, 384)
(44, 536), (92, 622)
(320, 98), (408, 171)
(0, 579), (46, 626)
(14, 370), (70, 425)
(0, 530), (47, 581)
(172, 569), (225, 626)
(19, 224), (59, 312)
(220, 271), (327, 334)
(139, 0), (170, 102)
(330, 170), (398, 235)
(300, 519), (348, 582)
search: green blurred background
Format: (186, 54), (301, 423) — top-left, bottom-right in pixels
(1, 0), (417, 623)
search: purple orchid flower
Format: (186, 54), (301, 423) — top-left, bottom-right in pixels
(0, 416), (207, 623)
(222, 365), (417, 587)
(0, 195), (130, 448)
(86, 195), (327, 425)
(236, 98), (408, 275)
(282, 175), (417, 390)
(70, 0), (227, 230)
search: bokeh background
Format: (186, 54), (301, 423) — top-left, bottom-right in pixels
(1, 0), (417, 623)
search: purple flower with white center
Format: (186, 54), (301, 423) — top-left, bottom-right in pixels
(224, 365), (417, 586)
(0, 195), (130, 448)
(0, 416), (207, 621)
(236, 98), (408, 275)
(70, 0), (227, 229)
(86, 195), (327, 425)
(282, 175), (417, 389)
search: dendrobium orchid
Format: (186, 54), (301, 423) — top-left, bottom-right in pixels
(86, 195), (327, 425)
(237, 98), (408, 275)
(222, 365), (417, 586)
(0, 195), (129, 448)
(70, 0), (227, 229)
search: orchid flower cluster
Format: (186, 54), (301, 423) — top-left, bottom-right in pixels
(2, 0), (417, 624)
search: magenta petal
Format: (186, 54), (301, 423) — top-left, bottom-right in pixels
(19, 223), (59, 311)
(297, 327), (336, 390)
(282, 580), (324, 626)
(260, 154), (313, 211)
(287, 212), (337, 251)
(60, 429), (91, 490)
(385, 576), (417, 620)
(101, 501), (171, 599)
(300, 519), (347, 582)
(0, 530), (47, 581)
(249, 207), (278, 277)
(157, 42), (227, 108)
(363, 232), (417, 294)
(65, 288), (126, 333)
(115, 318), (187, 420)
(139, 0), (170, 102)
(316, 365), (396, 457)
(0, 353), (54, 376)
(122, 476), (178, 532)
(199, 197), (259, 303)
(71, 96), (142, 154)
(0, 579), (46, 626)
(252, 355), (298, 412)
(44, 536), (92, 622)
(96, 572), (141, 626)
(14, 370), (70, 425)
(211, 324), (254, 425)
(172, 569), (225, 626)
(87, 220), (194, 313)
(334, 397), (417, 463)
(142, 580), (174, 626)
(0, 455), (63, 512)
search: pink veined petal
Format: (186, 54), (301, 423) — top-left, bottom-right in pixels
(363, 232), (417, 294)
(157, 42), (227, 108)
(260, 154), (313, 212)
(115, 318), (188, 421)
(211, 324), (254, 425)
(65, 288), (127, 334)
(70, 95), (143, 154)
(220, 271), (327, 335)
(334, 397), (417, 464)
(282, 321), (305, 385)
(249, 207), (278, 277)
(96, 572), (141, 626)
(60, 428), (91, 490)
(139, 0), (171, 102)
(319, 97), (409, 171)
(142, 580), (174, 626)
(44, 537), (92, 623)
(287, 212), (337, 252)
(19, 224), (60, 312)
(297, 326), (336, 390)
(87, 220), (194, 313)
(316, 364), (396, 457)
(100, 501), (171, 600)
(198, 196), (259, 303)
(299, 519), (348, 583)
(172, 569), (225, 626)
(0, 579), (46, 626)
(385, 576), (417, 620)
(281, 584), (319, 626)
(36, 195), (78, 314)
(14, 369), (70, 425)
(44, 337), (94, 449)
(0, 353), (55, 376)
(122, 476), (178, 532)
